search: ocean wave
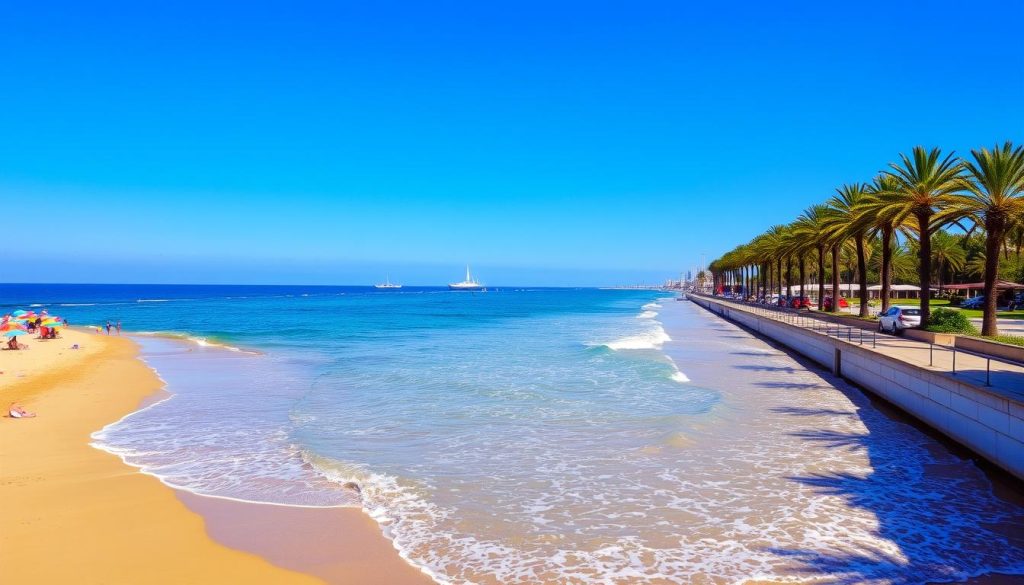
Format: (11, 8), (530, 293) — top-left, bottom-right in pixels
(603, 325), (671, 351)
(58, 303), (97, 307)
(131, 330), (255, 354)
(642, 302), (662, 311)
(670, 370), (690, 383)
(637, 310), (658, 319)
(303, 451), (455, 585)
(136, 299), (170, 303)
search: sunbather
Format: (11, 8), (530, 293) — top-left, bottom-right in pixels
(9, 403), (36, 418)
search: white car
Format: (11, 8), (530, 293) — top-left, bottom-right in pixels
(878, 305), (922, 334)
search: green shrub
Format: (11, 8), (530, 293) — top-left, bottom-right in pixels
(947, 294), (965, 307)
(925, 308), (978, 334)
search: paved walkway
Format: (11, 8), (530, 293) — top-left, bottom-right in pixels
(703, 296), (1024, 402)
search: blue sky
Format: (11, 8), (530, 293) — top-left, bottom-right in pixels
(2, 1), (1021, 285)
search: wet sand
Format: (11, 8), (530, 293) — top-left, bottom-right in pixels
(0, 328), (432, 584)
(179, 492), (433, 584)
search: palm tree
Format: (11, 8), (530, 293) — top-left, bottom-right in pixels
(876, 147), (965, 326)
(930, 231), (967, 295)
(957, 142), (1024, 335)
(864, 175), (905, 311)
(791, 205), (832, 310)
(763, 225), (789, 299)
(829, 183), (872, 316)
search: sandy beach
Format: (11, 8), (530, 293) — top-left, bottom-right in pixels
(0, 328), (432, 585)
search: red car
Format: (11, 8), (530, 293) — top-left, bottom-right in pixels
(790, 296), (813, 309)
(823, 296), (850, 311)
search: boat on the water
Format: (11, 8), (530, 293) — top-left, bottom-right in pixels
(374, 275), (402, 289)
(449, 265), (484, 291)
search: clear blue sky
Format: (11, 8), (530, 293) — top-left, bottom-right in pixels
(2, 1), (1021, 285)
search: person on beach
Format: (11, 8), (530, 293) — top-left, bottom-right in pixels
(8, 403), (35, 418)
(6, 338), (18, 350)
(105, 321), (111, 335)
(116, 321), (121, 335)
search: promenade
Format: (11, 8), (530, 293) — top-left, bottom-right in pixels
(690, 294), (1024, 481)
(724, 298), (1024, 399)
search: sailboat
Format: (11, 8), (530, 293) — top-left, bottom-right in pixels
(374, 274), (402, 289)
(448, 265), (484, 291)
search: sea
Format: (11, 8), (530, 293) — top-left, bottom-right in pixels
(3, 283), (1023, 584)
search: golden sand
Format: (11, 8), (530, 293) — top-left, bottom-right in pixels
(0, 329), (432, 584)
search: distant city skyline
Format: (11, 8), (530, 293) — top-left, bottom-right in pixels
(3, 1), (1020, 285)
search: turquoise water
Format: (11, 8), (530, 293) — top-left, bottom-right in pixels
(4, 285), (1023, 584)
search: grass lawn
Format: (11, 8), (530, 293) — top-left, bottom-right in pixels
(982, 335), (1024, 346)
(941, 306), (1024, 320)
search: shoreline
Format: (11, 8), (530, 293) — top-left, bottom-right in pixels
(0, 328), (433, 584)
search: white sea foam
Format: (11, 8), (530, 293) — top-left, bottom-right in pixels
(604, 325), (671, 350)
(131, 331), (249, 353)
(58, 303), (96, 307)
(137, 298), (170, 302)
(670, 370), (690, 383)
(637, 310), (658, 319)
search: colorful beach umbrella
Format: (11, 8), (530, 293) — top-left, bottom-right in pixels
(3, 330), (25, 337)
(11, 310), (27, 316)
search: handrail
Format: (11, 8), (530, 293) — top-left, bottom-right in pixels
(693, 293), (1024, 387)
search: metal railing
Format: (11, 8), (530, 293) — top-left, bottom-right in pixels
(698, 294), (1024, 388)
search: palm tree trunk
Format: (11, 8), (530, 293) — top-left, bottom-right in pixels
(776, 258), (782, 298)
(917, 211), (933, 326)
(817, 245), (825, 311)
(799, 255), (806, 304)
(856, 235), (868, 317)
(831, 244), (840, 312)
(982, 216), (1006, 336)
(785, 257), (792, 298)
(881, 226), (893, 312)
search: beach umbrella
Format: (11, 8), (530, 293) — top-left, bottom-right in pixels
(3, 330), (25, 337)
(11, 310), (27, 317)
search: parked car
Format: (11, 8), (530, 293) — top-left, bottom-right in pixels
(790, 296), (813, 309)
(878, 306), (922, 334)
(822, 296), (850, 311)
(961, 295), (985, 309)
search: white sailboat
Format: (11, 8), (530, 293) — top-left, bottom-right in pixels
(374, 274), (402, 289)
(448, 265), (484, 291)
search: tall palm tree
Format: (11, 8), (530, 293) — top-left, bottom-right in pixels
(829, 183), (872, 316)
(957, 141), (1024, 335)
(930, 231), (967, 295)
(763, 225), (789, 299)
(876, 146), (965, 326)
(791, 205), (832, 310)
(864, 175), (904, 311)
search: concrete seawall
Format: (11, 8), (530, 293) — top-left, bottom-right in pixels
(690, 295), (1024, 481)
